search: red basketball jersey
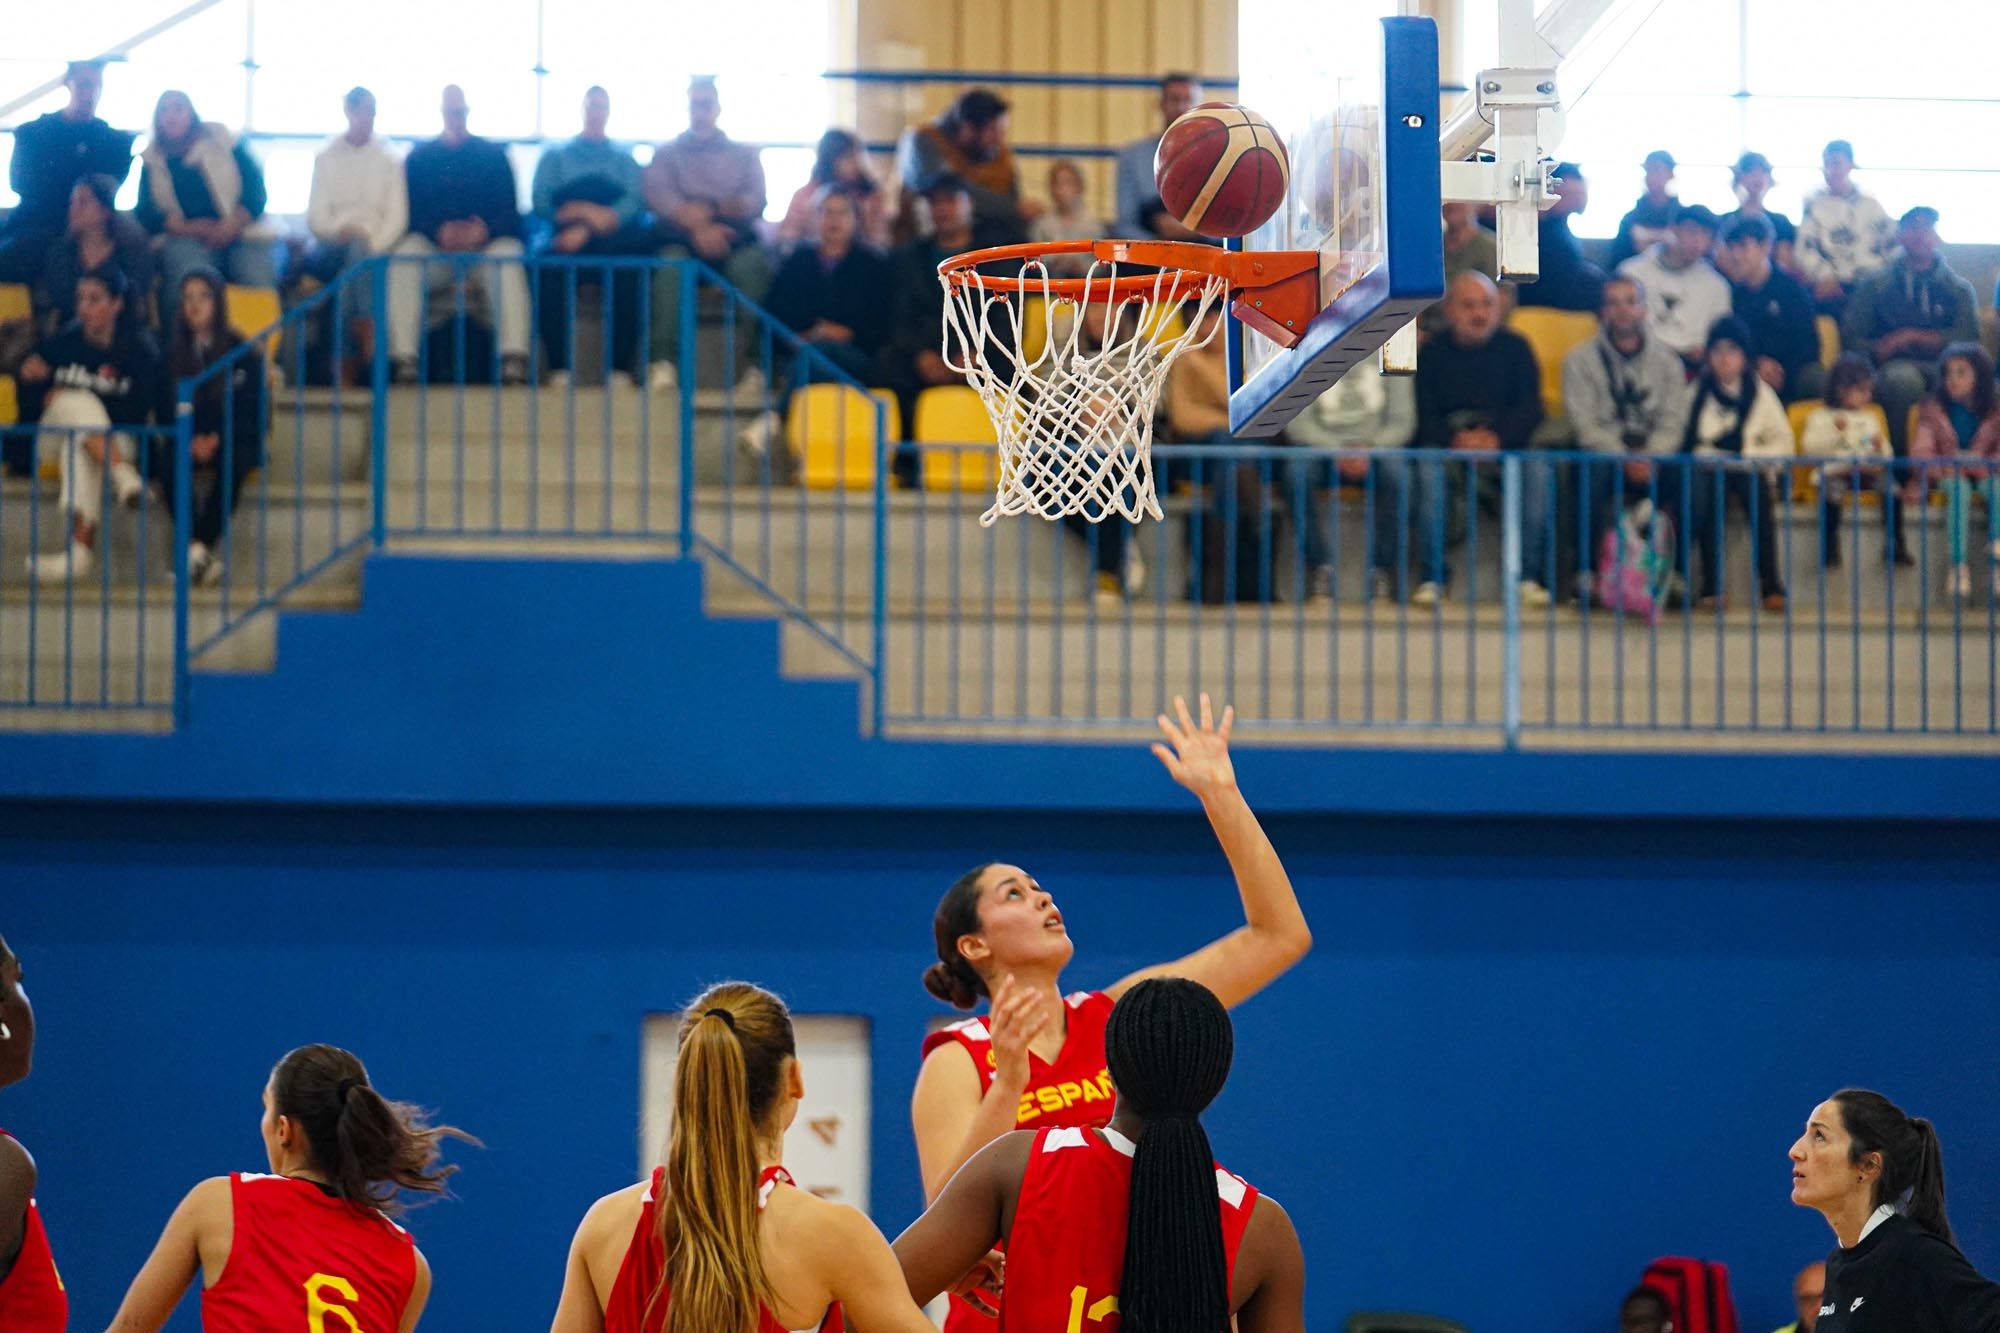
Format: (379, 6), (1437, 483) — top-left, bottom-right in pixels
(604, 1164), (840, 1333)
(0, 1131), (67, 1332)
(922, 990), (1117, 1332)
(200, 1173), (417, 1333)
(1001, 1125), (1260, 1333)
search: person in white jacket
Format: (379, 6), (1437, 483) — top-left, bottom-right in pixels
(1675, 316), (1793, 609)
(303, 87), (408, 370)
(1616, 204), (1732, 368)
(1795, 140), (1895, 312)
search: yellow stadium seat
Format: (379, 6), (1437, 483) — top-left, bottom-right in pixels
(227, 285), (284, 366)
(1508, 307), (1598, 418)
(914, 385), (999, 492)
(1020, 295), (1050, 365)
(786, 384), (898, 490)
(0, 284), (30, 325)
(1816, 314), (1840, 370)
(0, 375), (15, 427)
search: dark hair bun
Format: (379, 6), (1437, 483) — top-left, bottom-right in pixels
(923, 961), (980, 1010)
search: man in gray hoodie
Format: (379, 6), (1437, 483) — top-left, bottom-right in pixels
(1563, 274), (1690, 576)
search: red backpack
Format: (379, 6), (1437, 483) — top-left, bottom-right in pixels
(1643, 1257), (1740, 1333)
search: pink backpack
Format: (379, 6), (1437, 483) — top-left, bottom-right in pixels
(1596, 499), (1675, 623)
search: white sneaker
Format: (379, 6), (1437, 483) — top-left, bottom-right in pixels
(187, 542), (224, 588)
(1411, 580), (1443, 608)
(732, 365), (768, 409)
(26, 541), (93, 585)
(112, 460), (145, 508)
(1948, 563), (1971, 599)
(1519, 579), (1552, 609)
(738, 410), (781, 458)
(1123, 542), (1147, 599)
(648, 361), (679, 395)
(544, 370), (573, 392)
(610, 370), (637, 390)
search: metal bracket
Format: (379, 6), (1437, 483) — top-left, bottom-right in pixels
(1473, 67), (1561, 112)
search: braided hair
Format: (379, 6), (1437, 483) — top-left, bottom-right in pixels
(1104, 978), (1235, 1333)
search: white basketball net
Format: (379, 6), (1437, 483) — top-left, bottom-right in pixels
(940, 259), (1228, 526)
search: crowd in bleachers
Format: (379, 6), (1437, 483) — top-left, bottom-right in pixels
(2, 60), (1998, 608)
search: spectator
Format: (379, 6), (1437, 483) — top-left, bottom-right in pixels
(1562, 274), (1690, 578)
(1799, 354), (1899, 570)
(34, 174), (153, 333)
(1676, 316), (1792, 610)
(151, 269), (264, 587)
(302, 87), (408, 376)
(0, 61), (135, 284)
(1841, 207), (1980, 457)
(1796, 140), (1895, 313)
(1718, 151), (1796, 273)
(1066, 301), (1148, 606)
(1167, 302), (1274, 604)
(645, 76), (773, 394)
(136, 91), (277, 331)
(1608, 149), (1679, 269)
(1442, 201), (1498, 282)
(393, 84), (532, 386)
(1620, 1286), (1673, 1333)
(1911, 343), (2000, 600)
(1774, 1260), (1826, 1333)
(16, 267), (163, 581)
(1028, 159), (1104, 279)
(1722, 213), (1821, 401)
(1281, 360), (1417, 602)
(530, 85), (650, 383)
(877, 174), (982, 484)
(1618, 203), (1731, 369)
(741, 186), (893, 456)
(896, 89), (1033, 244)
(1114, 73), (1206, 241)
(1514, 162), (1604, 311)
(776, 130), (888, 252)
(1398, 271), (1549, 606)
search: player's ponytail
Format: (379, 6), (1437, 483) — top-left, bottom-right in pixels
(924, 864), (993, 1009)
(1104, 978), (1235, 1333)
(656, 982), (796, 1333)
(269, 1044), (476, 1217)
(1832, 1088), (1956, 1246)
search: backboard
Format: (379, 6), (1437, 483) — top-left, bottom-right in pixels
(1228, 4), (1444, 437)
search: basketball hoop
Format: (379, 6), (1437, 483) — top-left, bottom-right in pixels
(938, 240), (1318, 526)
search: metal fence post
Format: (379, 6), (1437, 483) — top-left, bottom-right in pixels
(369, 259), (390, 546)
(677, 259), (698, 559)
(171, 395), (195, 728)
(871, 395), (889, 738)
(1501, 451), (1522, 749)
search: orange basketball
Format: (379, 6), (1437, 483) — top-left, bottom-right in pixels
(1153, 102), (1289, 238)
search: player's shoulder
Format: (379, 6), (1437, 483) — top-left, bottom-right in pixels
(0, 1132), (33, 1212)
(919, 1014), (992, 1067)
(578, 1178), (651, 1245)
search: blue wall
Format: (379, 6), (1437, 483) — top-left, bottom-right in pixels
(6, 802), (1999, 1333)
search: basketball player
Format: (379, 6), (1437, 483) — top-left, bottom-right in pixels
(895, 978), (1305, 1332)
(912, 693), (1311, 1328)
(1789, 1089), (2000, 1330)
(106, 1044), (475, 1332)
(552, 982), (948, 1333)
(0, 934), (66, 1331)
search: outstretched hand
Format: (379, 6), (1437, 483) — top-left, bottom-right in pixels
(1151, 693), (1236, 798)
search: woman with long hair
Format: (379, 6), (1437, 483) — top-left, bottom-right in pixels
(895, 978), (1306, 1333)
(777, 130), (887, 250)
(136, 90), (276, 330)
(0, 933), (66, 1330)
(911, 695), (1309, 1330)
(552, 982), (943, 1333)
(1910, 341), (2000, 600)
(1788, 1088), (2000, 1330)
(154, 267), (266, 586)
(106, 1045), (475, 1331)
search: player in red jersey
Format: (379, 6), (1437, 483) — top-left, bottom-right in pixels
(553, 981), (950, 1333)
(0, 933), (67, 1332)
(896, 978), (1305, 1333)
(107, 1044), (476, 1332)
(913, 694), (1312, 1328)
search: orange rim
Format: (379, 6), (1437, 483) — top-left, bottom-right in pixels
(939, 240), (1228, 303)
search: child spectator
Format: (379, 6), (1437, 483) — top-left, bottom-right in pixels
(136, 92), (277, 331)
(152, 269), (266, 588)
(1027, 159), (1103, 279)
(1676, 316), (1793, 610)
(1910, 343), (2000, 600)
(777, 130), (888, 252)
(1798, 353), (1898, 570)
(1718, 151), (1796, 273)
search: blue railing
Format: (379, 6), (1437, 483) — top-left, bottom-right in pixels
(4, 251), (1997, 747)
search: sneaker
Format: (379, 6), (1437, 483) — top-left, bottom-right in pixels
(610, 370), (637, 391)
(390, 356), (420, 386)
(1411, 580), (1442, 608)
(112, 460), (144, 509)
(544, 369), (573, 392)
(1948, 563), (1971, 599)
(1761, 592), (1788, 613)
(187, 542), (224, 588)
(1368, 569), (1393, 602)
(738, 410), (781, 458)
(732, 366), (768, 410)
(26, 540), (92, 585)
(1518, 579), (1552, 609)
(500, 354), (530, 387)
(1890, 544), (1915, 568)
(1094, 570), (1124, 610)
(1305, 565), (1334, 603)
(1822, 548), (1842, 571)
(1697, 593), (1725, 611)
(648, 361), (679, 395)
(1124, 543), (1147, 600)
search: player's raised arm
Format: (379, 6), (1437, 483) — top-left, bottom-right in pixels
(1108, 694), (1312, 1008)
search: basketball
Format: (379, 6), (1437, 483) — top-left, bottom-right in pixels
(1152, 101), (1290, 238)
